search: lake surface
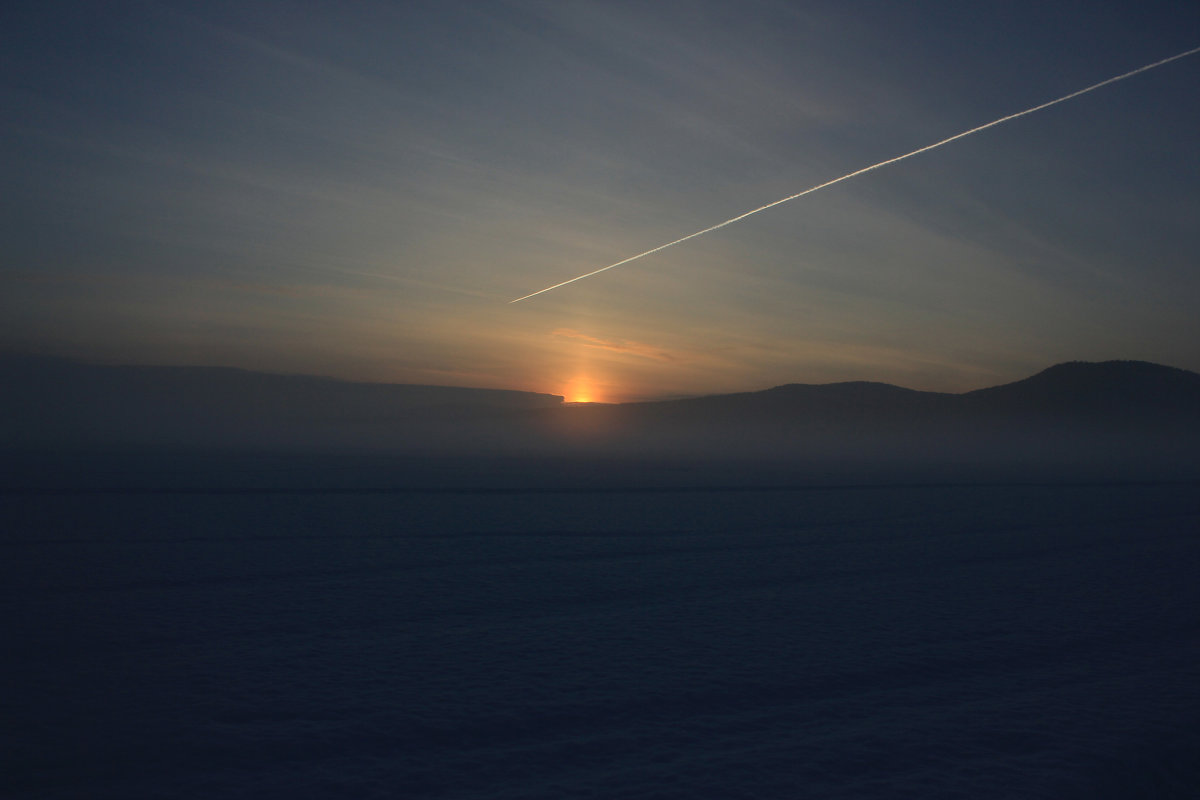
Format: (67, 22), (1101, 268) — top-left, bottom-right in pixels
(4, 479), (1198, 798)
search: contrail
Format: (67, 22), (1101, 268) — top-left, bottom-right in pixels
(511, 45), (1200, 303)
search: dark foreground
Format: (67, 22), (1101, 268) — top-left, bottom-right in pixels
(3, 469), (1199, 798)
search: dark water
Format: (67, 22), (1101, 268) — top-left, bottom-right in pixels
(3, 481), (1199, 798)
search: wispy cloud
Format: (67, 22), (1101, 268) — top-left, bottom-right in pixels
(511, 45), (1200, 303)
(553, 329), (675, 362)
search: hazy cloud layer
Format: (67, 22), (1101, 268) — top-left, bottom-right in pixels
(552, 328), (676, 363)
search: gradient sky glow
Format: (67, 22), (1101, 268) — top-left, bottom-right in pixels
(3, 1), (1198, 401)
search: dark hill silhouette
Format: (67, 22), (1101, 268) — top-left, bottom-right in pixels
(961, 360), (1200, 420)
(629, 381), (950, 417)
(2, 357), (1197, 473)
(534, 360), (1200, 469)
(546, 360), (1198, 430)
(598, 360), (1198, 421)
(0, 356), (561, 451)
(618, 381), (956, 427)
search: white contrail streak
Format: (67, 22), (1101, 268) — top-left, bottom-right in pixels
(510, 45), (1200, 304)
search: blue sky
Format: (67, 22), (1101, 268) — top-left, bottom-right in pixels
(3, 0), (1197, 400)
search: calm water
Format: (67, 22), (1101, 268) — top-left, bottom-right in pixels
(4, 481), (1199, 798)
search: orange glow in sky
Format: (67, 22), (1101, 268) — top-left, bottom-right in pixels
(563, 376), (600, 404)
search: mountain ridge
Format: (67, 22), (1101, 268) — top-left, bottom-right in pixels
(5, 354), (1196, 405)
(644, 360), (1195, 405)
(2, 356), (1198, 459)
(607, 359), (1199, 424)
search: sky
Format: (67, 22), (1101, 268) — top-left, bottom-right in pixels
(3, 0), (1198, 402)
